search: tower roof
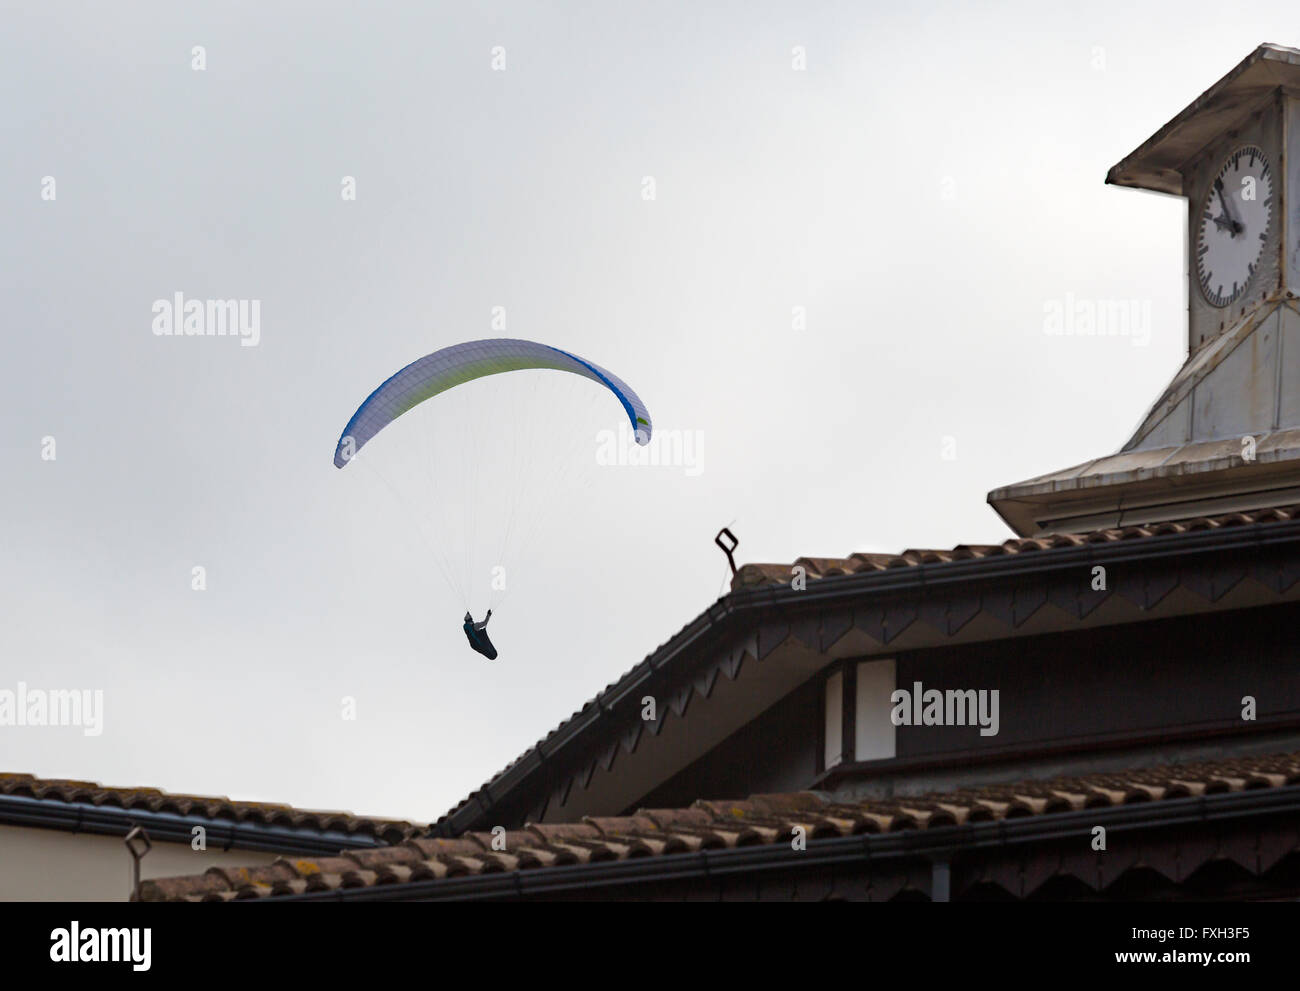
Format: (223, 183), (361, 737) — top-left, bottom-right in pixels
(1108, 43), (1300, 195)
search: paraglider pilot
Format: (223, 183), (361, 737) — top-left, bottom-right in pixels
(463, 610), (497, 660)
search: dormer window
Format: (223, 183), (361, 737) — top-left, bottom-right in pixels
(822, 659), (897, 773)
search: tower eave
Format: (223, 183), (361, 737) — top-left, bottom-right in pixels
(1107, 43), (1300, 194)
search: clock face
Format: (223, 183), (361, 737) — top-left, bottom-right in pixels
(1196, 145), (1272, 308)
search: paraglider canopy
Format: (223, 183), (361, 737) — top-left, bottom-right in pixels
(334, 339), (651, 468)
(332, 337), (653, 620)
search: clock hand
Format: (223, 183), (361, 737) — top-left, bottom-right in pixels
(1215, 179), (1245, 235)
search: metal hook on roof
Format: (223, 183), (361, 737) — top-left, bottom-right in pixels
(715, 527), (739, 577)
(125, 825), (152, 901)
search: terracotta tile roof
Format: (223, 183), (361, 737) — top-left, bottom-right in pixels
(0, 772), (422, 844)
(732, 505), (1300, 590)
(137, 749), (1300, 900)
(434, 502), (1300, 834)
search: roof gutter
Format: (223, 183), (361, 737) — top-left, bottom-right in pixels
(435, 517), (1296, 836)
(280, 784), (1300, 901)
(0, 794), (389, 856)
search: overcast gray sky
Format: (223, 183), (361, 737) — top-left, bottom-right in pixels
(2, 1), (1288, 820)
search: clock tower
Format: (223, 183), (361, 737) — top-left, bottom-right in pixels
(990, 44), (1300, 536)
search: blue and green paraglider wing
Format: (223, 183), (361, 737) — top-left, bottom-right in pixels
(333, 338), (651, 468)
